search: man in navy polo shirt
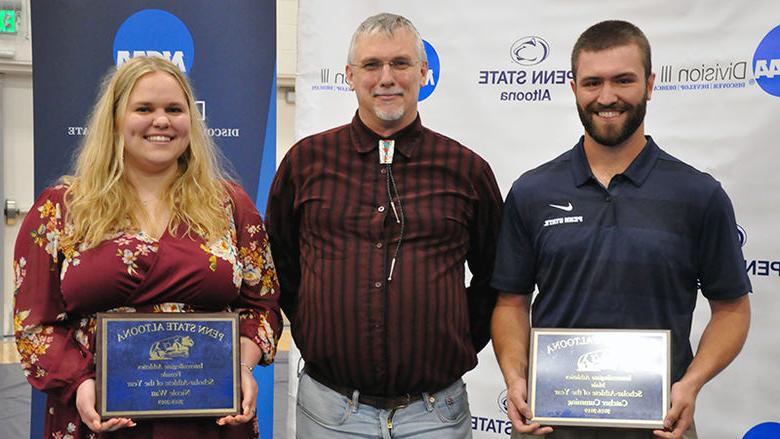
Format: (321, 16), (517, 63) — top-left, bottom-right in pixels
(491, 20), (751, 439)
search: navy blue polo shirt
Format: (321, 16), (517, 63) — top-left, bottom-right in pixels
(492, 136), (751, 382)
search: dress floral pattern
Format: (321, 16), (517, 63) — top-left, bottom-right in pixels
(13, 183), (281, 439)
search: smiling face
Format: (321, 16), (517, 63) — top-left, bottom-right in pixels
(346, 27), (428, 136)
(120, 71), (191, 177)
(572, 44), (655, 148)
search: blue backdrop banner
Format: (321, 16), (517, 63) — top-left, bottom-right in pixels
(30, 1), (276, 437)
(31, 1), (275, 200)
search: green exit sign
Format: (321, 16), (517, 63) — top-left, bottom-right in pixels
(0, 9), (16, 34)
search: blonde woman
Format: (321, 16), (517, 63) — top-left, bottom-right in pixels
(13, 56), (280, 438)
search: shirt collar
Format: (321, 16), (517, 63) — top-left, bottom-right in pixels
(349, 111), (423, 159)
(571, 135), (660, 187)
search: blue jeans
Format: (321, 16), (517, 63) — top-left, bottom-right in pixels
(296, 372), (473, 438)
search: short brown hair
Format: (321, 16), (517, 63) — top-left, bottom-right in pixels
(571, 20), (652, 80)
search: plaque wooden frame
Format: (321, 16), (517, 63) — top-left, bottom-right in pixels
(95, 312), (241, 419)
(528, 328), (670, 429)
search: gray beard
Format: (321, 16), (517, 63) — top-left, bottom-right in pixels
(375, 106), (405, 122)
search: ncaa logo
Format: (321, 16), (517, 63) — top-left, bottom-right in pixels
(753, 25), (780, 97)
(497, 389), (509, 415)
(419, 39), (440, 101)
(737, 224), (747, 247)
(510, 36), (550, 66)
(113, 9), (195, 72)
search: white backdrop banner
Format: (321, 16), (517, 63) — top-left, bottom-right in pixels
(292, 2), (780, 438)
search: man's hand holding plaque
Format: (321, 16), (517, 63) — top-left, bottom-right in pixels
(505, 375), (553, 436)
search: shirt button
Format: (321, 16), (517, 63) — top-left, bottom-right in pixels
(377, 206), (386, 213)
(376, 242), (383, 249)
(605, 196), (612, 202)
(374, 281), (382, 288)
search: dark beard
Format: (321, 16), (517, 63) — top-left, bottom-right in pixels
(577, 96), (647, 147)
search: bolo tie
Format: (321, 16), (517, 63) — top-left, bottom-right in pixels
(379, 139), (405, 282)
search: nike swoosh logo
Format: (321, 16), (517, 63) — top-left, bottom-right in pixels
(549, 202), (573, 212)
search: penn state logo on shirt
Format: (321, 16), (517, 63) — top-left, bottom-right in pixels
(113, 9), (195, 72)
(544, 201), (583, 227)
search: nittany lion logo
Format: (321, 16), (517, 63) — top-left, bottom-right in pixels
(510, 36), (550, 66)
(576, 349), (619, 372)
(149, 335), (194, 360)
(497, 389), (509, 414)
(737, 224), (747, 248)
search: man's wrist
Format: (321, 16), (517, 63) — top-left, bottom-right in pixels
(675, 373), (704, 395)
(504, 368), (528, 388)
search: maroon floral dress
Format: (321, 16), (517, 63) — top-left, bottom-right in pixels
(13, 184), (281, 439)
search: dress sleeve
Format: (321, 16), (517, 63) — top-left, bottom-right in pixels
(228, 183), (282, 365)
(13, 186), (95, 403)
(465, 159), (503, 353)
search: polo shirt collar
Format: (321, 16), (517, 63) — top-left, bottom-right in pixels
(571, 135), (660, 187)
(571, 137), (594, 187)
(350, 111), (422, 158)
(622, 136), (660, 186)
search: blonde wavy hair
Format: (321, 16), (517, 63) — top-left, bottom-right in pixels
(61, 56), (233, 249)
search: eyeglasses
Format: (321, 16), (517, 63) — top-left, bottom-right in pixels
(350, 59), (420, 73)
